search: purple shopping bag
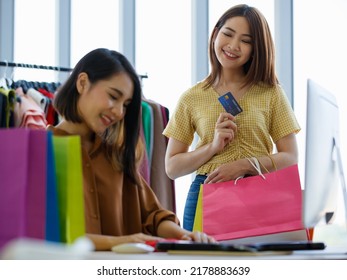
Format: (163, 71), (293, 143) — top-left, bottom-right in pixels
(0, 128), (47, 249)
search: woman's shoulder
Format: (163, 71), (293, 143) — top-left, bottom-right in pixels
(189, 80), (212, 92)
(251, 82), (285, 96)
(180, 80), (213, 100)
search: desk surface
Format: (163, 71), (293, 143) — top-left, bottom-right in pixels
(1, 239), (347, 260)
(88, 246), (347, 260)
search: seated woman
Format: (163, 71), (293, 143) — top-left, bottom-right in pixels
(48, 48), (215, 250)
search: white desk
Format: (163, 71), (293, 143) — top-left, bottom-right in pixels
(1, 239), (347, 260)
(87, 246), (347, 260)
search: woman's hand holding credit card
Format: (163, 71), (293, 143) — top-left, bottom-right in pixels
(218, 92), (243, 116)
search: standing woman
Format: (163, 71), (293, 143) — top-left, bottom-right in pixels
(48, 48), (215, 250)
(163, 4), (300, 231)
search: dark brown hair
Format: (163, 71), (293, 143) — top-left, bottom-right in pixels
(54, 48), (142, 184)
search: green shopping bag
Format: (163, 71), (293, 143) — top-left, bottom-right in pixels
(52, 135), (85, 243)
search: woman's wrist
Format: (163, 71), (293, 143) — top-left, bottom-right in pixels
(243, 157), (257, 175)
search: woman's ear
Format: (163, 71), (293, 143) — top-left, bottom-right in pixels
(76, 72), (89, 94)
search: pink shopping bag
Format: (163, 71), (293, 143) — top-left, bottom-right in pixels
(202, 164), (305, 241)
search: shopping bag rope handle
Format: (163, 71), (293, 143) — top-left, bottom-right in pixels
(248, 157), (265, 179)
(234, 157), (266, 185)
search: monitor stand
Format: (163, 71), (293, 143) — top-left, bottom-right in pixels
(325, 212), (335, 224)
(333, 137), (347, 229)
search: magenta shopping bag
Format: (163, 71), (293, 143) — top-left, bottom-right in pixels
(202, 164), (305, 241)
(0, 128), (47, 249)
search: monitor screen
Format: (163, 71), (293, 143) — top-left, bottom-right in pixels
(303, 79), (345, 228)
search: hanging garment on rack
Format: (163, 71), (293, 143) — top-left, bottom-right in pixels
(10, 81), (61, 126)
(141, 101), (154, 169)
(0, 91), (4, 127)
(0, 87), (16, 128)
(27, 88), (49, 113)
(142, 98), (176, 213)
(14, 87), (47, 129)
(0, 60), (68, 127)
(12, 80), (61, 95)
(37, 88), (59, 125)
(139, 125), (151, 185)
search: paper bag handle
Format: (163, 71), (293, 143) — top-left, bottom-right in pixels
(234, 157), (266, 185)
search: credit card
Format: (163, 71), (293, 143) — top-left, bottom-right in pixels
(218, 92), (243, 116)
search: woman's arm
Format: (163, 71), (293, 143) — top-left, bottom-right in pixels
(157, 220), (216, 243)
(165, 138), (214, 179)
(204, 133), (299, 184)
(86, 233), (164, 251)
(165, 112), (237, 179)
(86, 222), (216, 251)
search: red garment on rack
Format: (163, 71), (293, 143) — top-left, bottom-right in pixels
(38, 88), (57, 125)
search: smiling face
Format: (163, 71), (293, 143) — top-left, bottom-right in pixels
(213, 16), (253, 73)
(76, 71), (134, 135)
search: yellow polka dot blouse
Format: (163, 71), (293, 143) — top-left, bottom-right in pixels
(163, 81), (301, 175)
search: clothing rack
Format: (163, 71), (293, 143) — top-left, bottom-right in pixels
(0, 60), (148, 79)
(0, 60), (72, 72)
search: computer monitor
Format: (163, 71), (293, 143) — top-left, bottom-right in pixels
(303, 79), (347, 228)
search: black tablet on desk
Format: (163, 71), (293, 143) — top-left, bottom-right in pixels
(155, 240), (326, 252)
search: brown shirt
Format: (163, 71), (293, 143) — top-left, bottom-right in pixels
(47, 126), (179, 237)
